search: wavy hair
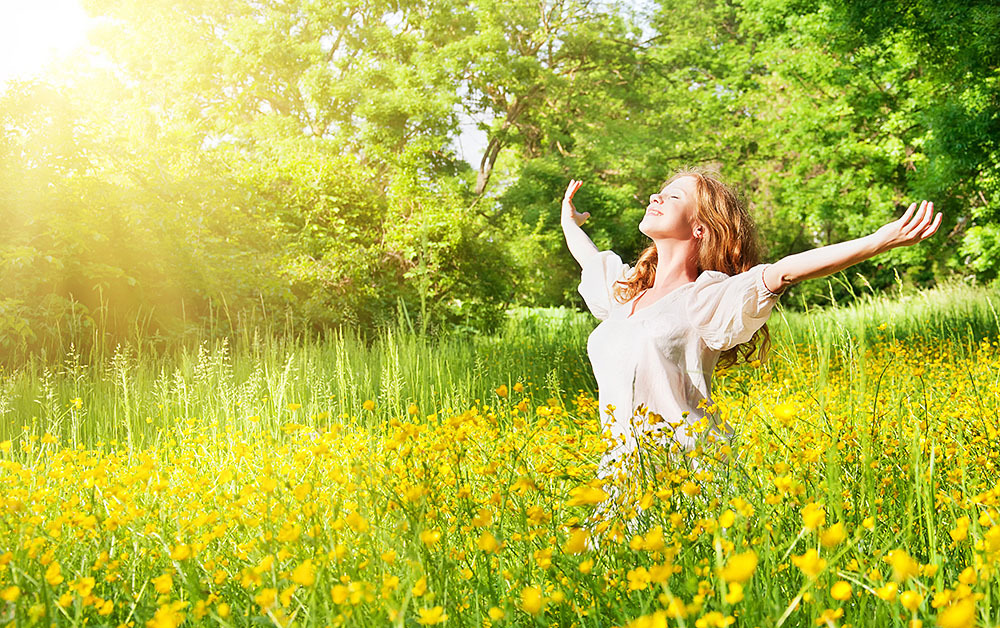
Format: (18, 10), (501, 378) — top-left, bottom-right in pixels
(613, 167), (770, 368)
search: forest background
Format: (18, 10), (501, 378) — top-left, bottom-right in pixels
(2, 0), (998, 362)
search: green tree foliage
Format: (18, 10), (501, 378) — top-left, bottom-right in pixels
(1, 0), (998, 362)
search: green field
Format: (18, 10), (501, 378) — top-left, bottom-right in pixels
(1, 281), (999, 627)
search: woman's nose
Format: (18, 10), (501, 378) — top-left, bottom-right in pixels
(649, 193), (659, 204)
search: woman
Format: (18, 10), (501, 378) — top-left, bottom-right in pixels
(562, 168), (941, 534)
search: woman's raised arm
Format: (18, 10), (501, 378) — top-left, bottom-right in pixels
(561, 179), (600, 269)
(762, 200), (943, 294)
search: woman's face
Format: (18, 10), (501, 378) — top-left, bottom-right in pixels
(639, 175), (701, 241)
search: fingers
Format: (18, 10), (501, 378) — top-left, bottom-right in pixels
(896, 200), (942, 245)
(908, 201), (930, 231)
(564, 179), (582, 199)
(898, 201), (917, 226)
(921, 211), (943, 239)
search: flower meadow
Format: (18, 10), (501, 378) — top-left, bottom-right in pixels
(2, 288), (1000, 627)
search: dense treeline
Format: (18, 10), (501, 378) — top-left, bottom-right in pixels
(1, 0), (997, 361)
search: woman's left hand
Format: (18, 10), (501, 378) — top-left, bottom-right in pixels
(875, 200), (942, 251)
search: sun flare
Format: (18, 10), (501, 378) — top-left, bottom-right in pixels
(0, 0), (94, 84)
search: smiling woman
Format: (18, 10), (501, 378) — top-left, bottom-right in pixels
(560, 167), (941, 538)
(0, 0), (93, 85)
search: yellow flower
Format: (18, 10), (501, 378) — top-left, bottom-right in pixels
(949, 517), (971, 543)
(820, 522), (846, 548)
(642, 526), (665, 551)
(417, 606), (448, 625)
(936, 599), (975, 628)
(363, 400), (375, 411)
(876, 582), (899, 601)
(579, 558), (594, 574)
(718, 509), (736, 528)
(291, 559), (315, 587)
(830, 580), (852, 601)
(471, 508), (493, 527)
(412, 576), (428, 597)
(725, 582), (744, 604)
(695, 611), (735, 627)
(254, 587), (277, 609)
(801, 502), (826, 531)
(169, 544), (191, 561)
(489, 606), (505, 620)
(792, 549), (827, 579)
(719, 550), (758, 584)
(567, 485), (609, 506)
(886, 549), (920, 582)
(420, 528), (441, 547)
(260, 477), (278, 493)
(900, 590), (923, 612)
(520, 586), (544, 615)
(331, 584), (349, 604)
(0, 586), (20, 602)
(407, 404), (419, 415)
(563, 528), (589, 554)
(513, 382), (524, 393)
(773, 402), (796, 423)
(71, 577), (95, 597)
(495, 385), (509, 398)
(216, 603), (230, 618)
(681, 481), (701, 497)
(45, 562), (64, 586)
(627, 566), (650, 591)
(814, 608), (844, 626)
(152, 573), (173, 595)
(477, 531), (500, 553)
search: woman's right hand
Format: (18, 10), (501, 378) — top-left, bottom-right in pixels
(562, 179), (590, 227)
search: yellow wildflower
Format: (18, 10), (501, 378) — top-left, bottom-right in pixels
(792, 549), (827, 579)
(900, 590), (923, 612)
(520, 586), (544, 615)
(563, 528), (589, 554)
(291, 559), (315, 587)
(936, 599), (975, 628)
(0, 586), (20, 602)
(719, 550), (758, 584)
(830, 580), (852, 601)
(417, 606), (448, 625)
(820, 522), (846, 547)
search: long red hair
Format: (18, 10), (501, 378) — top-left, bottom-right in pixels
(614, 167), (770, 368)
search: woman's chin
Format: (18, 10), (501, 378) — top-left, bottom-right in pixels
(639, 223), (667, 240)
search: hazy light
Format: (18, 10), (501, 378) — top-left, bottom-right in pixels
(0, 0), (94, 85)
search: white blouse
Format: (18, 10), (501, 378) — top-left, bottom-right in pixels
(578, 250), (782, 478)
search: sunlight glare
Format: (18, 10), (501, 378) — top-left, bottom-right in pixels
(0, 0), (94, 85)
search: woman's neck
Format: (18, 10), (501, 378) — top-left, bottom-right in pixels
(651, 239), (699, 290)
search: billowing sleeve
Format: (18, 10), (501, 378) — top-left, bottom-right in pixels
(686, 263), (783, 351)
(577, 251), (630, 321)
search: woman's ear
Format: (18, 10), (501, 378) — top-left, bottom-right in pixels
(693, 223), (705, 239)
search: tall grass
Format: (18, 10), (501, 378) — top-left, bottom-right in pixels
(0, 306), (596, 449)
(3, 280), (999, 450)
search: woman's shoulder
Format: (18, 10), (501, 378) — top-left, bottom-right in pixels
(693, 269), (731, 287)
